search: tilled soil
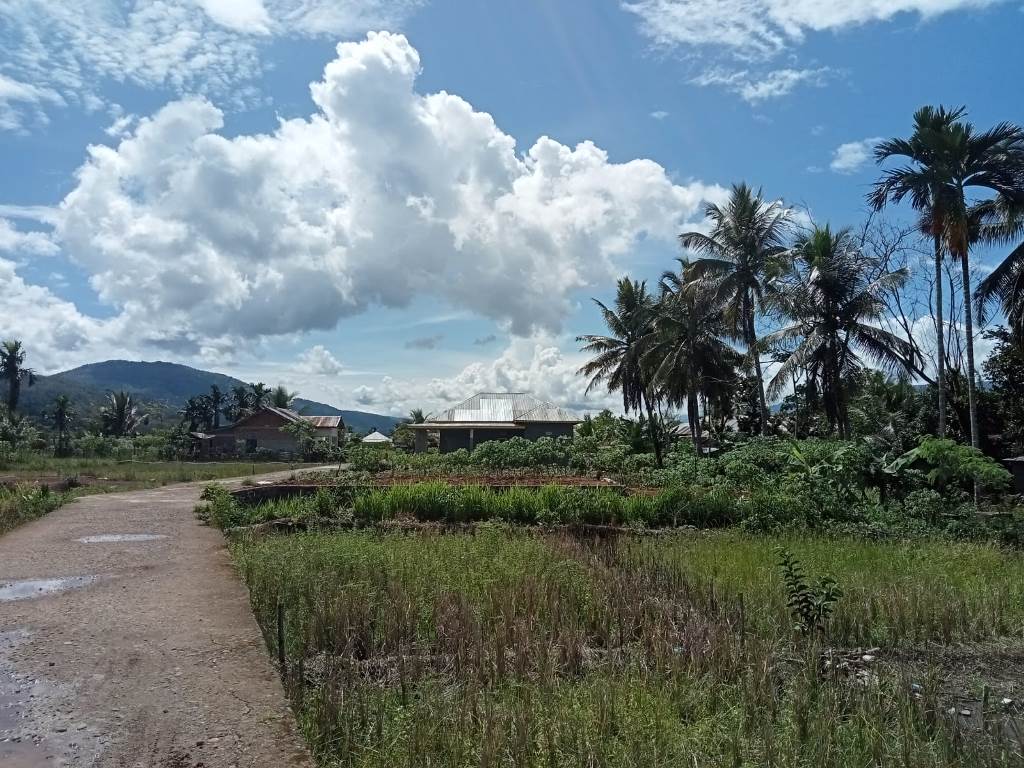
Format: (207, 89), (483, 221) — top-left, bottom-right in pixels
(0, 472), (315, 767)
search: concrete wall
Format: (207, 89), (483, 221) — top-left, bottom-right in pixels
(523, 423), (575, 441)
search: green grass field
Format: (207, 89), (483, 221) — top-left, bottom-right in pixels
(231, 528), (1024, 767)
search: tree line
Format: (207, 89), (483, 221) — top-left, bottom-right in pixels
(579, 106), (1024, 464)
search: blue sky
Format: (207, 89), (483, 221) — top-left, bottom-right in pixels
(1, 0), (1022, 415)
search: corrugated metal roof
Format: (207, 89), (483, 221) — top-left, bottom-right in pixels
(303, 415), (342, 428)
(428, 393), (581, 424)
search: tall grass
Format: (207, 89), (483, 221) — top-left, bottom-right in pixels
(0, 484), (68, 535)
(231, 529), (1024, 766)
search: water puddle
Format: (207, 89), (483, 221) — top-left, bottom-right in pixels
(0, 577), (98, 603)
(75, 533), (166, 544)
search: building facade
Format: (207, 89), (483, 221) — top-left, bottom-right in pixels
(409, 393), (580, 453)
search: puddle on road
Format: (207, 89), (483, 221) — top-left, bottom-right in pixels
(0, 576), (98, 603)
(76, 533), (166, 544)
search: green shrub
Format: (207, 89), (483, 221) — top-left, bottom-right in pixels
(197, 484), (246, 529)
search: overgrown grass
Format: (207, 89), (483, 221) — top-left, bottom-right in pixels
(0, 483), (68, 535)
(0, 456), (310, 492)
(232, 529), (1024, 767)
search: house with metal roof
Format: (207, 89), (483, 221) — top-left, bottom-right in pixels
(408, 392), (581, 453)
(201, 406), (344, 456)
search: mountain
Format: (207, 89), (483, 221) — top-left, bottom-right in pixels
(18, 360), (403, 434)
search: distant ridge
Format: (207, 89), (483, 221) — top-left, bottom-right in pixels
(19, 360), (403, 435)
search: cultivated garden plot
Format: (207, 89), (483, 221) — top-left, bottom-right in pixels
(225, 527), (1024, 767)
(196, 436), (1024, 767)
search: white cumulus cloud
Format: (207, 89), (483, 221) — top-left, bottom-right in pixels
(298, 344), (344, 375)
(43, 31), (723, 355)
(830, 137), (883, 174)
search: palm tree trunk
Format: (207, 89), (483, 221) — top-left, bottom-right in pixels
(961, 252), (980, 448)
(745, 294), (769, 434)
(687, 383), (702, 455)
(933, 231), (946, 437)
(642, 392), (664, 468)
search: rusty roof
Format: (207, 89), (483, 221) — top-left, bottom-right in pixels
(303, 415), (343, 428)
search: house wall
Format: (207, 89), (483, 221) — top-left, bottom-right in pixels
(435, 424), (574, 453)
(222, 411), (298, 454)
(522, 423), (575, 440)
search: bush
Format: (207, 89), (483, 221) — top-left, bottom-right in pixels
(196, 484), (246, 529)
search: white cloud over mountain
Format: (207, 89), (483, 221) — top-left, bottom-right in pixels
(1, 32), (723, 416)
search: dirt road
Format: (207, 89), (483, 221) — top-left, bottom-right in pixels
(0, 472), (316, 767)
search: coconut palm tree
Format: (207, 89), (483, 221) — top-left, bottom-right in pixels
(249, 382), (271, 410)
(0, 340), (36, 413)
(870, 105), (1024, 447)
(180, 395), (212, 432)
(207, 385), (228, 429)
(975, 198), (1024, 341)
(225, 385), (253, 423)
(679, 183), (792, 434)
(766, 225), (920, 438)
(577, 278), (664, 466)
(647, 259), (739, 454)
(44, 395), (74, 456)
(408, 408), (427, 424)
(101, 391), (147, 437)
(271, 385), (298, 409)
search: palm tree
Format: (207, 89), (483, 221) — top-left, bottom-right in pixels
(101, 391), (147, 437)
(679, 183), (792, 433)
(647, 259), (739, 454)
(408, 408), (427, 423)
(206, 385), (228, 429)
(870, 105), (1024, 447)
(271, 385), (298, 409)
(44, 395), (74, 456)
(975, 198), (1024, 341)
(180, 395), (213, 432)
(225, 385), (253, 423)
(249, 382), (271, 410)
(577, 278), (664, 466)
(766, 225), (920, 438)
(0, 340), (36, 413)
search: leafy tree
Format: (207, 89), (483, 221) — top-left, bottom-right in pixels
(679, 183), (792, 434)
(101, 391), (147, 437)
(0, 340), (36, 413)
(871, 105), (1024, 448)
(44, 395), (75, 456)
(280, 418), (317, 459)
(577, 278), (664, 466)
(766, 225), (920, 438)
(981, 326), (1024, 454)
(180, 395), (214, 432)
(647, 258), (739, 454)
(271, 385), (298, 409)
